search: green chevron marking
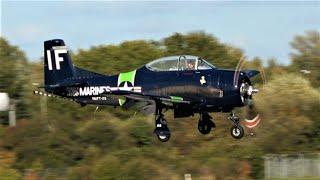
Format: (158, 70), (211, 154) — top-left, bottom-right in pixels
(117, 70), (137, 106)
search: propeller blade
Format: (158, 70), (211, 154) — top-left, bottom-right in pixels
(232, 56), (266, 129)
(233, 56), (246, 87)
(243, 99), (261, 128)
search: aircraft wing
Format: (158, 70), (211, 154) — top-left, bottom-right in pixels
(100, 91), (191, 115)
(120, 93), (191, 115)
(124, 94), (191, 104)
(102, 88), (191, 104)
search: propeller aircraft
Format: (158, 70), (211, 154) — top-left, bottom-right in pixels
(34, 39), (261, 142)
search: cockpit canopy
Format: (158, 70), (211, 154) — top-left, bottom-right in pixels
(146, 55), (216, 72)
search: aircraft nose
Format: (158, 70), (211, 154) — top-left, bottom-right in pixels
(240, 82), (259, 104)
(247, 85), (259, 96)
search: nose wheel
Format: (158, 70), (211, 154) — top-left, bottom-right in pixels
(229, 112), (245, 139)
(230, 125), (244, 139)
(198, 112), (216, 135)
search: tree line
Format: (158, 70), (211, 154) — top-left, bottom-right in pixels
(0, 31), (319, 179)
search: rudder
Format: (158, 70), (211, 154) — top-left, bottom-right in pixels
(44, 39), (75, 86)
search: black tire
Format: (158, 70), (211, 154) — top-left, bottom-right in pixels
(156, 133), (170, 142)
(198, 120), (213, 135)
(154, 116), (170, 142)
(230, 125), (244, 139)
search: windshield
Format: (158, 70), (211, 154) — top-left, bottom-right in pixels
(146, 55), (215, 71)
(198, 59), (216, 70)
(146, 56), (179, 71)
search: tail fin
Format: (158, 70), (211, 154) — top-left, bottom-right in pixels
(44, 39), (75, 86)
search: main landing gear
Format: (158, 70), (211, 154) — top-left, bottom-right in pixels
(229, 112), (244, 139)
(198, 112), (216, 135)
(154, 108), (171, 142)
(197, 111), (245, 139)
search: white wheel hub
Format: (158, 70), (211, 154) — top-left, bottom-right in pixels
(158, 135), (167, 140)
(233, 128), (241, 136)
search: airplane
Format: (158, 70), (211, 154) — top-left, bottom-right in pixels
(35, 39), (260, 142)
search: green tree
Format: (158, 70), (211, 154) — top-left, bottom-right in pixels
(256, 73), (320, 152)
(73, 40), (164, 75)
(290, 30), (320, 87)
(1, 32), (320, 180)
(163, 31), (242, 68)
(0, 38), (27, 95)
(0, 38), (30, 119)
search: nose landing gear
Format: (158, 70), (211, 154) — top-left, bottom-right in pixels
(229, 112), (244, 139)
(198, 112), (216, 135)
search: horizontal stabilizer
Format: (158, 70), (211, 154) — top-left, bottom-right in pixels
(74, 67), (106, 77)
(45, 79), (88, 88)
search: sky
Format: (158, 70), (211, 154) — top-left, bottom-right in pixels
(1, 1), (319, 65)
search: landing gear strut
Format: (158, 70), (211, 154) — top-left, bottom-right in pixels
(154, 107), (170, 142)
(198, 112), (216, 135)
(229, 112), (244, 139)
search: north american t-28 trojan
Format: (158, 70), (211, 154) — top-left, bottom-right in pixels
(35, 39), (261, 142)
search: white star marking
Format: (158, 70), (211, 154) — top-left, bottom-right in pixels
(119, 82), (133, 91)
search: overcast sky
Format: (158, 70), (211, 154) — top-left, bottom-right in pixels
(1, 1), (319, 65)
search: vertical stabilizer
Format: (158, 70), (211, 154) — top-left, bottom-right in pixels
(44, 39), (75, 87)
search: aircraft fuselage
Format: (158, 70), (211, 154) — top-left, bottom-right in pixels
(46, 66), (247, 114)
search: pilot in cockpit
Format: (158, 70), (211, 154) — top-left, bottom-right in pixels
(186, 60), (195, 70)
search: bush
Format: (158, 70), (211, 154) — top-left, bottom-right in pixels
(91, 155), (122, 180)
(0, 166), (21, 180)
(128, 117), (153, 146)
(77, 120), (118, 149)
